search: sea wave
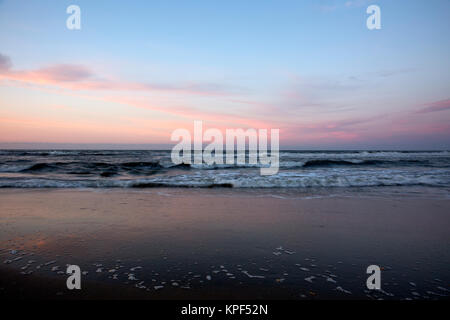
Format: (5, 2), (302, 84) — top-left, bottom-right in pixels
(0, 172), (447, 189)
(1, 150), (449, 189)
(0, 158), (441, 174)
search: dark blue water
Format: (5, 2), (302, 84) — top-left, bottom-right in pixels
(0, 150), (449, 189)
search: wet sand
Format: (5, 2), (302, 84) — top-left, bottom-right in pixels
(0, 188), (449, 300)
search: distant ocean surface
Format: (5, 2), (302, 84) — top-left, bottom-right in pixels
(0, 150), (450, 190)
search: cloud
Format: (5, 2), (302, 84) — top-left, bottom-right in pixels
(318, 5), (338, 12)
(31, 64), (93, 82)
(0, 53), (238, 96)
(374, 68), (415, 78)
(346, 68), (415, 83)
(417, 99), (450, 114)
(344, 0), (371, 8)
(318, 0), (370, 12)
(0, 53), (12, 71)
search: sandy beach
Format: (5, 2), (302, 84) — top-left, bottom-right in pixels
(1, 188), (449, 300)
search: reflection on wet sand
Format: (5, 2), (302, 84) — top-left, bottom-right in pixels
(1, 188), (449, 299)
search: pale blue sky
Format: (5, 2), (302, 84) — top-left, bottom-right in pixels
(0, 0), (449, 149)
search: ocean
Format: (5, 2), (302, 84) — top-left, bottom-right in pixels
(1, 150), (449, 300)
(0, 150), (449, 190)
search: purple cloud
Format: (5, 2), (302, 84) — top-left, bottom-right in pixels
(0, 53), (12, 71)
(417, 99), (450, 113)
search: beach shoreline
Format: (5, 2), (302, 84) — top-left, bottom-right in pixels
(1, 188), (449, 300)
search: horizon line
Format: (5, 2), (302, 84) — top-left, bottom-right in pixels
(0, 142), (448, 152)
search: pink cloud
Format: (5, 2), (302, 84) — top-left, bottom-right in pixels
(0, 53), (236, 96)
(28, 64), (93, 82)
(417, 99), (450, 113)
(106, 95), (277, 129)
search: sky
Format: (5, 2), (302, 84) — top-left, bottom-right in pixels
(0, 0), (449, 149)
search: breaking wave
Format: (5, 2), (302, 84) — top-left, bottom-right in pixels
(0, 150), (449, 189)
